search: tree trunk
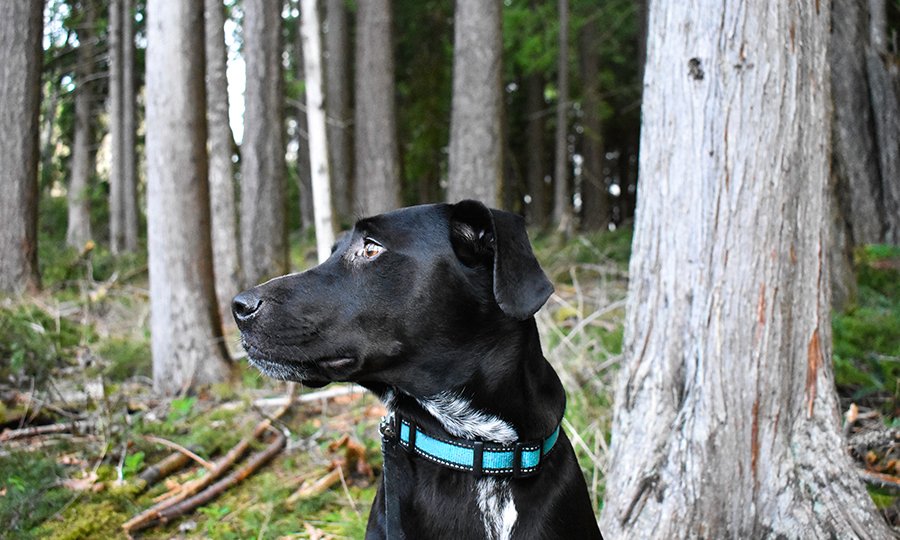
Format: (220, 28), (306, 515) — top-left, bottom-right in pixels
(122, 0), (139, 252)
(300, 0), (336, 264)
(205, 0), (242, 322)
(68, 0), (97, 250)
(293, 23), (314, 234)
(830, 0), (885, 246)
(325, 0), (352, 225)
(146, 0), (232, 396)
(524, 71), (549, 228)
(578, 13), (609, 232)
(551, 0), (571, 230)
(241, 0), (288, 285)
(0, 0), (42, 294)
(447, 0), (503, 206)
(354, 0), (400, 217)
(109, 0), (125, 254)
(600, 0), (894, 538)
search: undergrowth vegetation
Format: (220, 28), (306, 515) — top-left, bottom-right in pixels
(1, 225), (899, 538)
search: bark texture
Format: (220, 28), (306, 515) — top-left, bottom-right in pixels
(354, 0), (400, 217)
(109, 0), (125, 253)
(578, 14), (609, 232)
(325, 0), (352, 224)
(241, 0), (288, 285)
(0, 0), (43, 294)
(146, 0), (232, 395)
(205, 0), (242, 322)
(600, 0), (894, 538)
(68, 0), (97, 249)
(447, 0), (503, 206)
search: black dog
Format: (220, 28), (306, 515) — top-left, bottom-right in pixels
(232, 200), (603, 540)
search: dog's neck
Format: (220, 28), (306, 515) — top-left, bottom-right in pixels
(372, 319), (565, 444)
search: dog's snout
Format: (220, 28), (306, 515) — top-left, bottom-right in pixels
(232, 290), (263, 323)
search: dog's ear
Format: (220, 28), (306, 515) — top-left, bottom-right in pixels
(450, 200), (554, 320)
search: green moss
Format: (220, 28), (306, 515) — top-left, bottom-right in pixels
(42, 500), (127, 540)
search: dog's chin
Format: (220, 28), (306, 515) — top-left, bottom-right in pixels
(245, 352), (358, 387)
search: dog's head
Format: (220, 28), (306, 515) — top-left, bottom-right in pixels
(232, 200), (553, 396)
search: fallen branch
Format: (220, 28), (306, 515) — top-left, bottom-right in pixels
(859, 468), (900, 493)
(123, 393), (293, 535)
(132, 450), (194, 495)
(154, 427), (286, 525)
(0, 419), (93, 443)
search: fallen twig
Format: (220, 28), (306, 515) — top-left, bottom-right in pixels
(133, 450), (194, 494)
(859, 468), (900, 493)
(144, 435), (215, 470)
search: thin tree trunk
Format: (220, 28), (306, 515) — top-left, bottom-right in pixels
(146, 0), (232, 395)
(205, 0), (242, 321)
(241, 0), (288, 285)
(109, 0), (125, 254)
(122, 0), (139, 252)
(600, 0), (894, 538)
(293, 3), (313, 234)
(552, 0), (571, 230)
(447, 0), (503, 206)
(524, 72), (549, 228)
(0, 0), (43, 294)
(68, 0), (97, 249)
(578, 13), (608, 232)
(354, 0), (400, 217)
(325, 0), (351, 225)
(300, 0), (335, 264)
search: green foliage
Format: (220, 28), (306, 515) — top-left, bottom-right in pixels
(0, 304), (91, 385)
(833, 245), (900, 411)
(98, 337), (151, 381)
(0, 452), (70, 540)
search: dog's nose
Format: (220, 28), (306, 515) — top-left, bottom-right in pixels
(232, 290), (263, 323)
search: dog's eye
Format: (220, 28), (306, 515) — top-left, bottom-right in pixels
(362, 241), (384, 260)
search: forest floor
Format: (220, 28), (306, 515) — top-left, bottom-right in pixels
(1, 227), (899, 539)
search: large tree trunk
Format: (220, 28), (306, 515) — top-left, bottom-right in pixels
(68, 0), (97, 250)
(122, 0), (139, 252)
(0, 0), (42, 294)
(241, 0), (288, 285)
(354, 0), (400, 217)
(300, 0), (335, 264)
(446, 0), (503, 206)
(109, 0), (125, 254)
(325, 0), (352, 225)
(146, 0), (232, 396)
(577, 13), (609, 232)
(551, 0), (571, 229)
(600, 0), (894, 538)
(292, 23), (314, 234)
(205, 0), (242, 322)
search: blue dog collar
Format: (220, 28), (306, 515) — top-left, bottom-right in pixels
(383, 414), (560, 478)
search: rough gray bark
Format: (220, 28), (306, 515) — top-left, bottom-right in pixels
(205, 0), (242, 322)
(447, 0), (503, 206)
(122, 0), (138, 252)
(241, 0), (288, 285)
(830, 0), (885, 246)
(865, 48), (900, 245)
(146, 0), (232, 395)
(551, 0), (571, 228)
(325, 0), (351, 224)
(600, 0), (894, 538)
(0, 0), (42, 294)
(109, 0), (125, 254)
(67, 0), (97, 249)
(354, 0), (400, 217)
(578, 14), (608, 232)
